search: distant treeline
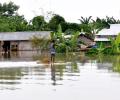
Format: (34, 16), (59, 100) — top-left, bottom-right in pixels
(0, 2), (120, 38)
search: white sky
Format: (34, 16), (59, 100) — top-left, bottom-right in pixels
(1, 0), (120, 23)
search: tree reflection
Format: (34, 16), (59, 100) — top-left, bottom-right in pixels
(96, 55), (120, 73)
(0, 68), (22, 84)
(112, 56), (120, 73)
(71, 62), (79, 73)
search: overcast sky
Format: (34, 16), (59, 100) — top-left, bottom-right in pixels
(1, 0), (120, 23)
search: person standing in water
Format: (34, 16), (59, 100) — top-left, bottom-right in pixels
(50, 40), (56, 63)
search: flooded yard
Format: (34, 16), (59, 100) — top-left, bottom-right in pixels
(0, 51), (120, 100)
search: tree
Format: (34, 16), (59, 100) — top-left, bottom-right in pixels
(79, 17), (110, 39)
(49, 14), (65, 31)
(0, 16), (12, 32)
(31, 16), (46, 31)
(0, 15), (28, 32)
(79, 16), (93, 38)
(67, 23), (80, 32)
(51, 24), (80, 53)
(0, 1), (19, 16)
(30, 35), (50, 52)
(12, 15), (28, 31)
(0, 2), (28, 32)
(78, 16), (92, 24)
(106, 16), (120, 24)
(94, 17), (110, 29)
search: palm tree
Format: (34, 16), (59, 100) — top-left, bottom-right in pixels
(106, 16), (120, 24)
(78, 16), (92, 24)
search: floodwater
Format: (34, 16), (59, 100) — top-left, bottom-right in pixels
(0, 51), (120, 100)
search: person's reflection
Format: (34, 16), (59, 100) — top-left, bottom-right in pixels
(51, 63), (56, 85)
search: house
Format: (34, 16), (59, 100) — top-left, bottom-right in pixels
(78, 34), (95, 49)
(0, 31), (51, 52)
(64, 33), (95, 50)
(94, 24), (120, 42)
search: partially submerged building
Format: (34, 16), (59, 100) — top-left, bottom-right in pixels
(0, 31), (51, 52)
(95, 24), (120, 42)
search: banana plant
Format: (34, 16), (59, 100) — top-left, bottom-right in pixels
(96, 42), (105, 54)
(109, 33), (120, 54)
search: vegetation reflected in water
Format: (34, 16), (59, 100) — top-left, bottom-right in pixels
(91, 54), (120, 73)
(0, 52), (120, 90)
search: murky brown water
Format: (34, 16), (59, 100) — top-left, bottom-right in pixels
(0, 51), (120, 100)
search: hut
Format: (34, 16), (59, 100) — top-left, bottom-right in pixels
(0, 31), (51, 52)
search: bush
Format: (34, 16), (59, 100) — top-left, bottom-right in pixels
(103, 47), (113, 55)
(85, 48), (98, 55)
(56, 43), (66, 53)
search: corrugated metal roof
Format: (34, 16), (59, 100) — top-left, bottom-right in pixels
(96, 24), (120, 36)
(0, 31), (51, 41)
(94, 38), (109, 41)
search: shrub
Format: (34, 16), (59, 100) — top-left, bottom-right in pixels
(85, 48), (98, 55)
(103, 47), (113, 55)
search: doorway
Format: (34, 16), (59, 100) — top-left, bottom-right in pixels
(2, 41), (10, 53)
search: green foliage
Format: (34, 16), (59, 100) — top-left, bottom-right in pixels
(57, 24), (62, 33)
(64, 29), (75, 35)
(10, 15), (28, 31)
(30, 35), (50, 51)
(31, 16), (46, 31)
(1, 1), (120, 42)
(0, 2), (28, 32)
(85, 48), (98, 55)
(79, 24), (91, 33)
(112, 56), (120, 73)
(86, 42), (105, 55)
(95, 17), (110, 28)
(0, 1), (19, 16)
(86, 33), (120, 56)
(106, 16), (120, 24)
(96, 42), (105, 54)
(102, 47), (113, 55)
(79, 16), (110, 39)
(50, 32), (55, 40)
(78, 16), (92, 24)
(50, 24), (80, 53)
(49, 14), (65, 31)
(56, 43), (66, 53)
(69, 31), (79, 52)
(0, 15), (28, 32)
(67, 23), (80, 32)
(109, 33), (120, 54)
(0, 16), (16, 31)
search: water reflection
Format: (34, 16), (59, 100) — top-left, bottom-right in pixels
(0, 68), (22, 80)
(95, 55), (120, 73)
(1, 52), (11, 60)
(0, 52), (120, 90)
(0, 67), (22, 90)
(0, 51), (40, 61)
(0, 61), (80, 89)
(112, 56), (120, 73)
(0, 52), (120, 100)
(51, 64), (56, 85)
